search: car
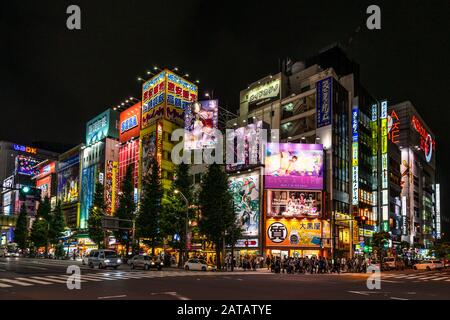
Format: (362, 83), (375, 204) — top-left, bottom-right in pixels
(184, 258), (216, 271)
(88, 249), (122, 269)
(3, 250), (19, 258)
(383, 257), (405, 271)
(129, 255), (163, 270)
(413, 260), (444, 271)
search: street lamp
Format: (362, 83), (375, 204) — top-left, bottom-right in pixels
(174, 189), (189, 264)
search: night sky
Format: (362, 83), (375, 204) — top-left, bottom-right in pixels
(1, 1), (449, 234)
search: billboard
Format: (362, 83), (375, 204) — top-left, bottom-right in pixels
(264, 143), (324, 190)
(104, 160), (118, 215)
(58, 162), (79, 204)
(267, 190), (321, 218)
(226, 121), (267, 172)
(184, 100), (219, 150)
(248, 78), (280, 111)
(316, 77), (333, 128)
(166, 70), (198, 119)
(140, 131), (156, 179)
(142, 72), (166, 128)
(36, 175), (52, 199)
(229, 173), (260, 237)
(80, 164), (97, 229)
(86, 109), (119, 146)
(119, 102), (141, 143)
(352, 104), (359, 205)
(265, 218), (322, 247)
(16, 155), (40, 176)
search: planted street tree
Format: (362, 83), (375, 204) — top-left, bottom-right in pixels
(88, 182), (107, 249)
(14, 203), (29, 252)
(136, 157), (163, 255)
(114, 165), (136, 257)
(30, 199), (50, 254)
(199, 163), (235, 270)
(48, 201), (66, 256)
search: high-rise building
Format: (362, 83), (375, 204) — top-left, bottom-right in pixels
(388, 101), (437, 248)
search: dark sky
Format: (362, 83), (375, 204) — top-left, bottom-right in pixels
(1, 1), (449, 231)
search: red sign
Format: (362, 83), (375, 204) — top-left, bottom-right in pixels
(119, 102), (141, 143)
(388, 110), (401, 143)
(411, 115), (435, 162)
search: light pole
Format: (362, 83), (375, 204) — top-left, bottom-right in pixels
(174, 189), (189, 264)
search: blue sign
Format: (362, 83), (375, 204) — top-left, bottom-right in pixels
(352, 106), (359, 142)
(120, 115), (138, 133)
(316, 77), (333, 128)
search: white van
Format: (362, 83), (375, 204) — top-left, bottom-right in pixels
(88, 249), (122, 269)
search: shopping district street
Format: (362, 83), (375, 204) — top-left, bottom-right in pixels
(0, 257), (449, 300)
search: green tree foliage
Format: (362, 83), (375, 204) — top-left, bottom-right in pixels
(161, 163), (193, 265)
(48, 201), (66, 245)
(88, 182), (106, 249)
(14, 203), (29, 251)
(198, 163), (235, 269)
(114, 165), (136, 256)
(136, 157), (163, 255)
(225, 220), (244, 271)
(429, 242), (450, 260)
(372, 231), (391, 268)
(30, 200), (49, 251)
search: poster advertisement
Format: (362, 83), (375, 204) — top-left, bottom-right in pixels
(58, 157), (80, 204)
(226, 121), (265, 172)
(264, 143), (324, 190)
(229, 173), (260, 237)
(16, 155), (40, 176)
(265, 218), (322, 247)
(80, 165), (96, 229)
(267, 190), (321, 218)
(36, 175), (51, 199)
(141, 131), (156, 179)
(184, 100), (219, 150)
(316, 77), (333, 128)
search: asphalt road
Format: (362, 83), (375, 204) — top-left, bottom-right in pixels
(1, 257), (450, 300)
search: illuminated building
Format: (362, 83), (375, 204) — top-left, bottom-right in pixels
(56, 144), (83, 229)
(118, 102), (141, 204)
(79, 108), (120, 230)
(228, 45), (388, 258)
(388, 101), (437, 248)
(139, 69), (197, 192)
(32, 160), (58, 204)
(0, 141), (58, 245)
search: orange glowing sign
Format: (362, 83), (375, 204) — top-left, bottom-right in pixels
(388, 110), (400, 144)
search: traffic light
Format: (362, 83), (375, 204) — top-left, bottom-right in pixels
(19, 186), (41, 201)
(355, 215), (368, 226)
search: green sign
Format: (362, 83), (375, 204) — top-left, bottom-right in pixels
(85, 109), (119, 146)
(382, 221), (389, 232)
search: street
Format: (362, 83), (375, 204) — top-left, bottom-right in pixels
(1, 257), (450, 300)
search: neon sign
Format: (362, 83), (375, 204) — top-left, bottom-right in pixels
(352, 104), (359, 205)
(120, 115), (138, 133)
(388, 110), (400, 143)
(13, 144), (37, 154)
(411, 115), (435, 163)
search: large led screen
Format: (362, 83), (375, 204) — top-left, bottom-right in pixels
(267, 190), (321, 218)
(264, 143), (323, 190)
(229, 173), (259, 237)
(184, 100), (219, 150)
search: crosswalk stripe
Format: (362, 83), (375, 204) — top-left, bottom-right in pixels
(15, 277), (52, 285)
(79, 275), (104, 282)
(415, 276), (439, 280)
(31, 276), (67, 284)
(0, 282), (13, 288)
(0, 278), (33, 286)
(431, 277), (448, 281)
(46, 275), (86, 282)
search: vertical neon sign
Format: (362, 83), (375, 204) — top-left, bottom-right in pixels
(352, 102), (359, 206)
(380, 100), (389, 230)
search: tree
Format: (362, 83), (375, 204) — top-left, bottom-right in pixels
(114, 165), (136, 257)
(429, 242), (450, 260)
(198, 163), (235, 270)
(136, 157), (163, 255)
(88, 182), (106, 249)
(29, 201), (49, 253)
(48, 201), (66, 246)
(372, 231), (390, 269)
(161, 163), (194, 266)
(224, 220), (244, 271)
(14, 203), (29, 251)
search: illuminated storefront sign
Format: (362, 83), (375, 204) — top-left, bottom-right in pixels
(411, 115), (435, 163)
(16, 155), (40, 176)
(436, 184), (441, 239)
(119, 102), (141, 143)
(229, 173), (260, 237)
(352, 104), (359, 205)
(316, 77), (333, 128)
(248, 78), (280, 111)
(265, 218), (322, 247)
(86, 109), (119, 146)
(156, 122), (163, 172)
(234, 239), (259, 248)
(121, 115), (138, 133)
(13, 144), (37, 154)
(184, 100), (219, 150)
(402, 196), (407, 235)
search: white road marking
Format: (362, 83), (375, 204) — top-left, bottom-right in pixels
(0, 282), (12, 288)
(31, 276), (67, 284)
(15, 277), (52, 285)
(431, 277), (448, 281)
(0, 278), (33, 286)
(390, 296), (408, 300)
(382, 279), (402, 283)
(348, 291), (370, 296)
(150, 291), (190, 300)
(97, 295), (127, 299)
